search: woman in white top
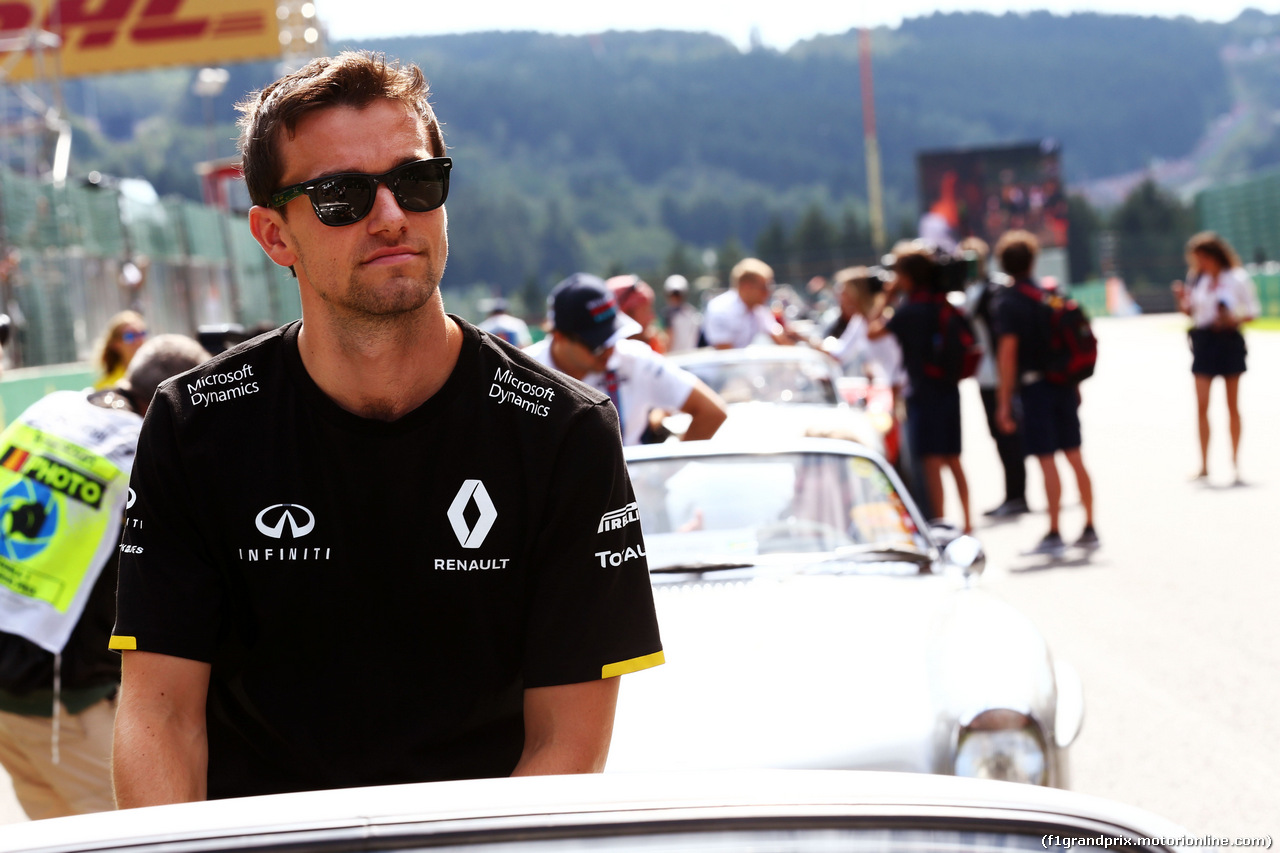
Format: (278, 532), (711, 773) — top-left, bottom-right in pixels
(823, 266), (902, 385)
(1171, 231), (1260, 483)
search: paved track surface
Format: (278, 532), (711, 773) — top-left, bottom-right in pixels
(951, 314), (1279, 835)
(0, 314), (1274, 833)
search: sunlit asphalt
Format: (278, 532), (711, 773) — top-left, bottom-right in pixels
(956, 313), (1279, 834)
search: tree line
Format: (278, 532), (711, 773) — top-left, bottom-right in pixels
(11, 10), (1271, 306)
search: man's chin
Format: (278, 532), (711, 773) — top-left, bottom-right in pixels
(339, 275), (441, 318)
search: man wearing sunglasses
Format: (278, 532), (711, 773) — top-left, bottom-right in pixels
(526, 274), (727, 446)
(111, 52), (663, 806)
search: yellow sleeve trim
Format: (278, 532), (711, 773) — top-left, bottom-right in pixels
(108, 635), (137, 651)
(601, 650), (665, 679)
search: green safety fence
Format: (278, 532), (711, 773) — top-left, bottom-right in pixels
(0, 165), (300, 371)
(1253, 272), (1280, 317)
(1069, 281), (1108, 319)
(1196, 168), (1280, 266)
(0, 364), (96, 429)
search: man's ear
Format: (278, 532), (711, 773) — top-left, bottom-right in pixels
(248, 205), (300, 269)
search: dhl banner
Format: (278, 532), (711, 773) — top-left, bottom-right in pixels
(0, 0), (281, 81)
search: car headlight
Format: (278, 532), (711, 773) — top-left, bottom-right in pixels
(954, 709), (1048, 785)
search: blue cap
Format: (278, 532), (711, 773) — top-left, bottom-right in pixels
(547, 273), (642, 352)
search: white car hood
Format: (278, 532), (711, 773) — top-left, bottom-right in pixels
(608, 571), (1055, 775)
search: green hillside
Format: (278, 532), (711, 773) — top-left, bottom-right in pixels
(28, 10), (1279, 293)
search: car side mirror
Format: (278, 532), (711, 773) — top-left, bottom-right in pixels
(941, 534), (985, 578)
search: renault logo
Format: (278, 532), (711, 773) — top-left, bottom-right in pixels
(255, 504), (316, 539)
(447, 480), (497, 549)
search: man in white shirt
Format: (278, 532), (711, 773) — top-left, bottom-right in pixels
(527, 274), (727, 445)
(661, 275), (701, 353)
(477, 297), (533, 347)
(702, 258), (798, 349)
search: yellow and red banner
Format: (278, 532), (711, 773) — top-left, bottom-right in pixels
(1, 0), (280, 80)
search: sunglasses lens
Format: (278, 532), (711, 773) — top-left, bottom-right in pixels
(312, 176), (375, 225)
(391, 161), (449, 212)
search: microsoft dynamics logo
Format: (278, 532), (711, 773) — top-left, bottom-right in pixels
(447, 480), (497, 549)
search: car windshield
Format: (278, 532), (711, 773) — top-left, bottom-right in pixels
(680, 357), (839, 405)
(628, 451), (927, 569)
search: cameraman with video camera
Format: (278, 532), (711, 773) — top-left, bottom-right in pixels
(869, 241), (973, 533)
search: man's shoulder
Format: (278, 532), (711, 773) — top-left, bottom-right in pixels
(155, 323), (288, 418)
(10, 388), (141, 446)
(705, 290), (741, 314)
(994, 280), (1043, 313)
(890, 299), (935, 327)
(614, 338), (691, 384)
(613, 337), (664, 364)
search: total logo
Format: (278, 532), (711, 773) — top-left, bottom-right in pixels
(239, 503), (331, 562)
(595, 543), (647, 569)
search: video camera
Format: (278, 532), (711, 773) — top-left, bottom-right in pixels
(862, 266), (894, 296)
(880, 242), (979, 294)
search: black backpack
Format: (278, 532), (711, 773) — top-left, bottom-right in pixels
(1014, 282), (1098, 384)
(921, 296), (982, 384)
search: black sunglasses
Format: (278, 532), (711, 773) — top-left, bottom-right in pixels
(269, 157), (452, 227)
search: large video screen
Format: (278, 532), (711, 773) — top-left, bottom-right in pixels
(916, 140), (1066, 250)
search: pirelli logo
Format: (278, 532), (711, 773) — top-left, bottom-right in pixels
(598, 502), (640, 534)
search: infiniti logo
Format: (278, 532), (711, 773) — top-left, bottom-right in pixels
(255, 504), (316, 540)
(126, 488), (136, 509)
(447, 480), (497, 549)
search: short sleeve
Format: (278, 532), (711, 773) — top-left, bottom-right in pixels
(521, 402), (663, 687)
(990, 289), (1018, 340)
(702, 300), (736, 347)
(111, 392), (224, 662)
(1236, 269), (1261, 319)
(752, 305), (782, 338)
(636, 348), (696, 413)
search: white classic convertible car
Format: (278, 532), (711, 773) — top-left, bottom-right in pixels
(665, 346), (893, 459)
(609, 438), (1083, 787)
(0, 772), (1198, 853)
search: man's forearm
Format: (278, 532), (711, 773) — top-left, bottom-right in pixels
(510, 736), (609, 775)
(113, 651), (211, 808)
(511, 679), (619, 776)
(113, 703), (209, 807)
(996, 335), (1018, 413)
(680, 384), (728, 442)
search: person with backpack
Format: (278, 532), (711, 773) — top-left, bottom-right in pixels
(992, 230), (1097, 558)
(870, 241), (975, 533)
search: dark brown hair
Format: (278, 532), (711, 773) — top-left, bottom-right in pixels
(1185, 231), (1240, 272)
(889, 241), (936, 292)
(994, 230), (1039, 280)
(236, 51), (446, 207)
(94, 310), (146, 376)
